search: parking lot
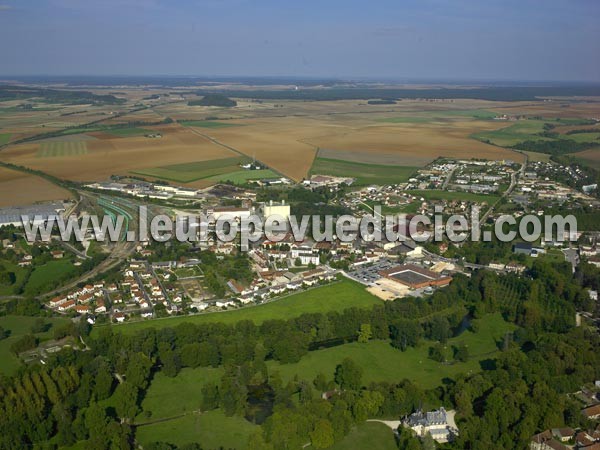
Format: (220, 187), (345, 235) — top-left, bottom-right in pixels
(347, 259), (395, 285)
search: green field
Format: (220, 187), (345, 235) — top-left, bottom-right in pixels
(472, 120), (551, 147)
(104, 127), (150, 137)
(0, 133), (11, 145)
(380, 109), (497, 124)
(326, 422), (397, 450)
(0, 315), (70, 375)
(138, 367), (225, 420)
(95, 279), (381, 335)
(131, 156), (252, 183)
(472, 118), (600, 148)
(24, 259), (78, 296)
(207, 169), (279, 183)
(266, 313), (514, 389)
(311, 157), (417, 185)
(565, 132), (600, 143)
(405, 189), (500, 204)
(179, 120), (239, 128)
(136, 410), (257, 449)
(36, 141), (88, 157)
(0, 261), (28, 296)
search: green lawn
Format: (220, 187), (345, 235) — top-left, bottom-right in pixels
(326, 422), (397, 450)
(405, 189), (500, 204)
(36, 141), (88, 158)
(0, 315), (70, 375)
(24, 259), (78, 296)
(266, 313), (515, 389)
(95, 279), (381, 335)
(135, 410), (257, 449)
(131, 156), (251, 183)
(179, 120), (239, 128)
(0, 261), (28, 296)
(138, 367), (224, 420)
(0, 133), (11, 145)
(311, 157), (418, 185)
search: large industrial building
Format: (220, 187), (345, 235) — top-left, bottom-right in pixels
(378, 264), (452, 289)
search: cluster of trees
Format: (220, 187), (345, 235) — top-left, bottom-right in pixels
(0, 256), (598, 448)
(0, 85), (125, 105)
(194, 86), (600, 102)
(512, 138), (596, 155)
(188, 94), (237, 107)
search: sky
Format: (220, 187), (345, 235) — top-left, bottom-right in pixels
(0, 0), (599, 82)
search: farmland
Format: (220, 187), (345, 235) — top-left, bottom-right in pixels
(0, 165), (73, 207)
(0, 93), (597, 190)
(132, 156), (251, 183)
(131, 156), (278, 184)
(37, 141), (88, 157)
(1, 124), (238, 184)
(94, 279), (381, 335)
(179, 120), (239, 128)
(572, 148), (600, 169)
(310, 155), (417, 185)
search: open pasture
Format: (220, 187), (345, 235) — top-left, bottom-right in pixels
(0, 166), (73, 207)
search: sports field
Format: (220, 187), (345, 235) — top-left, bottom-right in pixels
(310, 156), (417, 185)
(36, 141), (88, 157)
(95, 279), (381, 335)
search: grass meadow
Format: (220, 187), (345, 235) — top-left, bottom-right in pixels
(94, 279), (381, 336)
(131, 156), (252, 183)
(310, 157), (418, 185)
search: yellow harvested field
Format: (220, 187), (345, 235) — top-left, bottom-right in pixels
(0, 166), (73, 207)
(1, 125), (237, 182)
(203, 115), (524, 180)
(305, 121), (524, 166)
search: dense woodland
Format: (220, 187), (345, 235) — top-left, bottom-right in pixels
(0, 85), (125, 105)
(0, 259), (598, 449)
(188, 94), (237, 107)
